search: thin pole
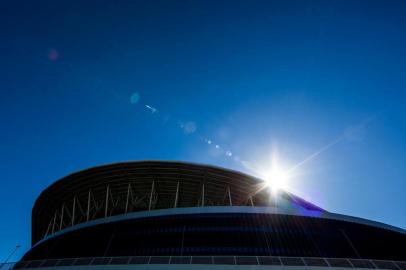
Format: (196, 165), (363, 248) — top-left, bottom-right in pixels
(59, 203), (64, 230)
(174, 181), (180, 208)
(72, 196), (76, 226)
(201, 184), (205, 207)
(44, 219), (52, 238)
(51, 211), (57, 234)
(87, 190), (91, 221)
(125, 183), (131, 214)
(148, 181), (155, 211)
(105, 185), (110, 218)
(227, 186), (232, 206)
(249, 196), (254, 207)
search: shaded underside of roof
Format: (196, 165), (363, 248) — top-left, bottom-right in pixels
(32, 160), (324, 244)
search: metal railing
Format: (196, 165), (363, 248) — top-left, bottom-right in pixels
(2, 256), (406, 269)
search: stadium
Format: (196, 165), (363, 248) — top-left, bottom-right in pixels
(14, 161), (406, 269)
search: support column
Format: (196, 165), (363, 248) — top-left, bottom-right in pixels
(125, 183), (131, 214)
(249, 196), (254, 207)
(105, 185), (110, 218)
(174, 181), (180, 208)
(227, 186), (232, 206)
(148, 181), (155, 211)
(87, 189), (91, 221)
(201, 184), (205, 207)
(71, 196), (76, 226)
(44, 219), (52, 239)
(59, 203), (64, 230)
(51, 211), (57, 234)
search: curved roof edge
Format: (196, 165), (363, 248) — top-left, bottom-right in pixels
(32, 159), (323, 212)
(33, 160), (261, 206)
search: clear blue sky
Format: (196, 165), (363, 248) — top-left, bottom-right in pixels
(1, 0), (406, 261)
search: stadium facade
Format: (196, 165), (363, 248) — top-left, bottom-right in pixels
(14, 161), (406, 269)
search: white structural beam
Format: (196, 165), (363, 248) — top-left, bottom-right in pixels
(148, 181), (155, 211)
(227, 186), (232, 206)
(71, 196), (76, 226)
(59, 203), (65, 230)
(105, 185), (110, 218)
(201, 184), (205, 207)
(75, 196), (86, 217)
(87, 190), (91, 221)
(110, 189), (119, 209)
(249, 196), (254, 207)
(125, 183), (131, 214)
(174, 181), (180, 208)
(44, 219), (52, 239)
(51, 211), (57, 234)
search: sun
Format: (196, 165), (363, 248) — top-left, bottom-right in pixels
(263, 165), (289, 193)
(257, 150), (291, 195)
(241, 149), (292, 196)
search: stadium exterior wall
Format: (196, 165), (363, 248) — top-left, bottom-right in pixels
(16, 161), (406, 270)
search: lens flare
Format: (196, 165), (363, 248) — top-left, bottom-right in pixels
(263, 165), (289, 194)
(244, 150), (292, 196)
(130, 92), (140, 104)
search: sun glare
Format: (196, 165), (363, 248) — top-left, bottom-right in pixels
(264, 166), (289, 193)
(257, 151), (291, 195)
(265, 168), (287, 191)
(242, 149), (293, 196)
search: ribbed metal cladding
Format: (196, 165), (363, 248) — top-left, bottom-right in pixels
(32, 161), (308, 245)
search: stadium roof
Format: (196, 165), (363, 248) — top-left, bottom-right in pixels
(32, 160), (324, 244)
